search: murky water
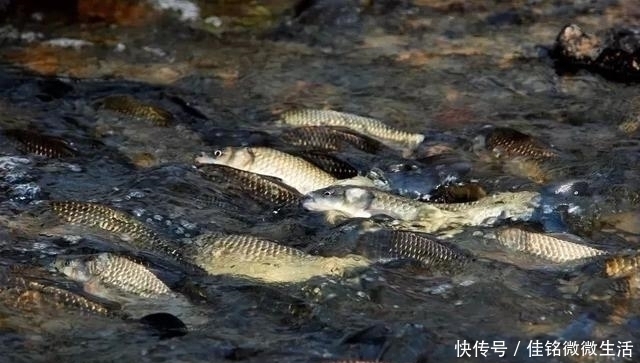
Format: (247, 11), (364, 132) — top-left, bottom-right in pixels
(0, 0), (639, 362)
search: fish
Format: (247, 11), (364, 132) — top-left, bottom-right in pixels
(576, 275), (636, 301)
(503, 157), (553, 184)
(303, 185), (441, 221)
(188, 233), (369, 283)
(4, 129), (77, 158)
(601, 252), (640, 278)
(100, 95), (173, 127)
(198, 164), (302, 207)
(49, 201), (184, 263)
(195, 146), (337, 194)
(428, 183), (487, 203)
(304, 186), (539, 231)
(295, 151), (359, 179)
(53, 253), (173, 298)
(356, 229), (473, 271)
(479, 127), (557, 159)
(430, 190), (539, 213)
(279, 109), (425, 150)
(0, 276), (121, 316)
(495, 228), (606, 263)
(191, 233), (312, 263)
(279, 125), (388, 153)
(618, 96), (640, 134)
(1, 274), (188, 336)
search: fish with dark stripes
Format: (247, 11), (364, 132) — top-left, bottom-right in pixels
(4, 129), (77, 158)
(280, 109), (425, 151)
(280, 125), (388, 153)
(100, 95), (173, 127)
(49, 201), (184, 263)
(198, 164), (302, 207)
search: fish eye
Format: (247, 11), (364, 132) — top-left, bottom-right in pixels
(323, 190), (334, 196)
(214, 149), (224, 157)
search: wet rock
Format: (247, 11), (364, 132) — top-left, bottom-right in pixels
(486, 9), (533, 27)
(271, 0), (364, 45)
(368, 154), (471, 200)
(293, 0), (362, 27)
(551, 24), (640, 82)
(139, 312), (188, 339)
(77, 0), (158, 26)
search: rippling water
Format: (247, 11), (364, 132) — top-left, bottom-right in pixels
(0, 1), (639, 362)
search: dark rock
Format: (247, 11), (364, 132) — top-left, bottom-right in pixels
(270, 0), (364, 46)
(139, 312), (188, 339)
(551, 24), (640, 82)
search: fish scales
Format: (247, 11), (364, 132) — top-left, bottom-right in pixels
(50, 201), (184, 261)
(55, 253), (172, 298)
(495, 228), (606, 263)
(296, 151), (359, 179)
(429, 183), (487, 203)
(193, 233), (312, 263)
(365, 188), (435, 220)
(188, 233), (369, 283)
(101, 95), (173, 126)
(485, 127), (557, 159)
(603, 252), (640, 278)
(303, 185), (436, 221)
(431, 191), (539, 212)
(198, 164), (301, 207)
(195, 146), (337, 194)
(576, 275), (636, 301)
(4, 277), (117, 316)
(4, 129), (77, 158)
(304, 186), (540, 234)
(280, 126), (387, 153)
(280, 109), (425, 150)
(357, 229), (472, 270)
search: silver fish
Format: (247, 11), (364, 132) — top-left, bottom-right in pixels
(495, 228), (606, 263)
(356, 229), (473, 271)
(188, 233), (369, 283)
(192, 233), (312, 263)
(54, 253), (173, 298)
(50, 201), (184, 263)
(280, 109), (425, 150)
(429, 191), (540, 226)
(304, 186), (540, 234)
(303, 185), (439, 221)
(195, 146), (337, 194)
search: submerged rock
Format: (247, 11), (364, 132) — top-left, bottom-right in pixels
(552, 24), (640, 82)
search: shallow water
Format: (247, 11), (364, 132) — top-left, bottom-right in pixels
(0, 0), (639, 362)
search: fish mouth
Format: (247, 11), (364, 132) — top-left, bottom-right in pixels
(301, 194), (317, 210)
(302, 193), (336, 212)
(194, 152), (216, 165)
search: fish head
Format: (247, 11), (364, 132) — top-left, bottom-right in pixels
(195, 146), (254, 168)
(302, 186), (373, 217)
(52, 256), (92, 282)
(198, 146), (256, 168)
